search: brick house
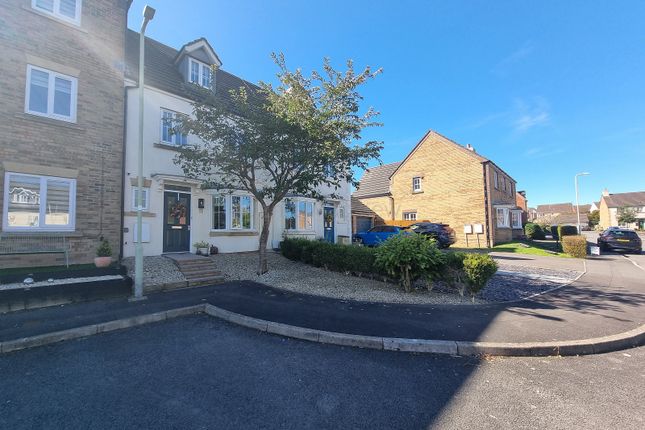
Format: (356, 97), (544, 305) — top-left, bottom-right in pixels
(0, 0), (128, 267)
(599, 189), (645, 230)
(353, 130), (523, 247)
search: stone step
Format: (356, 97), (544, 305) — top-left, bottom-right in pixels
(187, 275), (226, 287)
(183, 271), (222, 280)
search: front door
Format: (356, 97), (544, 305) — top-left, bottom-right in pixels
(163, 191), (191, 253)
(323, 207), (335, 243)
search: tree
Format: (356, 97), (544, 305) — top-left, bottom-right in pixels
(617, 206), (637, 226)
(175, 54), (383, 274)
(588, 210), (600, 228)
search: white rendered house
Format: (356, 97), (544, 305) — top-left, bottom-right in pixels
(122, 31), (351, 257)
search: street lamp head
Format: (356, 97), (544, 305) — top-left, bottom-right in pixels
(577, 172), (590, 176)
(143, 5), (156, 21)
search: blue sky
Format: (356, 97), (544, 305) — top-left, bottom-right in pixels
(128, 1), (645, 207)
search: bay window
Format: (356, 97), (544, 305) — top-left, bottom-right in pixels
(511, 210), (522, 229)
(4, 172), (75, 231)
(496, 207), (510, 228)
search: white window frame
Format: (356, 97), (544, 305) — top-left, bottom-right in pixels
(284, 198), (315, 231)
(412, 176), (422, 193)
(511, 210), (522, 229)
(132, 187), (149, 211)
(210, 194), (254, 231)
(25, 65), (78, 123)
(3, 172), (76, 232)
(160, 109), (188, 146)
(403, 212), (417, 221)
(32, 0), (82, 25)
(496, 207), (510, 228)
(188, 58), (212, 88)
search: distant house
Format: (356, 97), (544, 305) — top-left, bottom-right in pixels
(527, 207), (538, 222)
(599, 190), (645, 230)
(536, 203), (574, 219)
(515, 191), (529, 224)
(353, 130), (523, 247)
(351, 196), (382, 233)
(535, 202), (590, 226)
(590, 201), (600, 212)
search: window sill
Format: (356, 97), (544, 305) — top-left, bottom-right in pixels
(412, 190), (424, 194)
(285, 230), (316, 234)
(154, 142), (185, 152)
(22, 5), (87, 32)
(209, 230), (258, 237)
(15, 113), (85, 131)
(124, 211), (156, 218)
(1, 230), (82, 237)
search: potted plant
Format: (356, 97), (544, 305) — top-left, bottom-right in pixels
(95, 239), (113, 268)
(193, 241), (210, 256)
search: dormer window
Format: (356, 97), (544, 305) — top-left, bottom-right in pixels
(189, 58), (211, 88)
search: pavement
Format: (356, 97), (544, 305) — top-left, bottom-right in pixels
(1, 316), (643, 430)
(1, 251), (643, 356)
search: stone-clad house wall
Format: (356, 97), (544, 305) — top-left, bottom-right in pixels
(356, 131), (521, 247)
(0, 0), (127, 267)
(389, 133), (487, 248)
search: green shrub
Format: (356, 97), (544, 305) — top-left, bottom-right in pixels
(561, 235), (587, 258)
(462, 254), (498, 301)
(96, 239), (112, 257)
(439, 251), (467, 295)
(558, 225), (578, 239)
(524, 223), (545, 240)
(374, 233), (445, 292)
(280, 238), (378, 276)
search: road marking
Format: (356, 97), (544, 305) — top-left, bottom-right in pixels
(622, 255), (645, 272)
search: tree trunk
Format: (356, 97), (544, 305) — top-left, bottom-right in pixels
(257, 205), (273, 275)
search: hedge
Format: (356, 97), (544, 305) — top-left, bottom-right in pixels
(561, 235), (587, 258)
(558, 225), (578, 239)
(524, 223), (545, 240)
(280, 238), (379, 275)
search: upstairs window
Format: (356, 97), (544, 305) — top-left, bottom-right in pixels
(189, 58), (212, 88)
(412, 176), (422, 193)
(494, 170), (499, 189)
(33, 0), (82, 25)
(161, 109), (188, 145)
(26, 65), (77, 122)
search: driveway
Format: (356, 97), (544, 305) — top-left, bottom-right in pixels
(1, 316), (643, 429)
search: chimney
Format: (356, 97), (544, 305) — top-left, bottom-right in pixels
(466, 144), (475, 152)
(602, 188), (609, 197)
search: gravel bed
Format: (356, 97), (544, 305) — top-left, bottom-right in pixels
(0, 275), (124, 291)
(213, 252), (583, 305)
(122, 256), (186, 287)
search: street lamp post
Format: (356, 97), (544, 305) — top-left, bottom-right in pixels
(575, 172), (590, 234)
(133, 5), (156, 301)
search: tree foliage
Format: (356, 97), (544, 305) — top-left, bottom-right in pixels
(617, 206), (637, 225)
(175, 54), (383, 273)
(588, 210), (600, 228)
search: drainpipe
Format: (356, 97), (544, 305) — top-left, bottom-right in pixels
(119, 87), (128, 263)
(482, 162), (491, 248)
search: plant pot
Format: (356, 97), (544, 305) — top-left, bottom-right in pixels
(196, 248), (209, 256)
(94, 256), (112, 268)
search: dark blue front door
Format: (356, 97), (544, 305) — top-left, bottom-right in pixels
(323, 207), (335, 243)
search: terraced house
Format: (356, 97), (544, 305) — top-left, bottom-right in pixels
(353, 130), (523, 247)
(0, 0), (128, 267)
(121, 31), (352, 257)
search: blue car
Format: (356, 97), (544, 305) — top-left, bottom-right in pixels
(353, 225), (408, 246)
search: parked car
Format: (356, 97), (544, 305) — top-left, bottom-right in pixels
(597, 228), (642, 253)
(353, 225), (408, 246)
(409, 222), (456, 248)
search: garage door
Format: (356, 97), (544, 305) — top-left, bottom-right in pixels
(356, 216), (373, 233)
